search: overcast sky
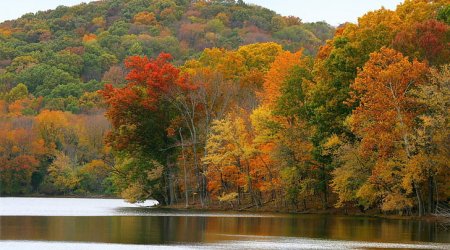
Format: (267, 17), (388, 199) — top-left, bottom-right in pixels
(0, 0), (404, 25)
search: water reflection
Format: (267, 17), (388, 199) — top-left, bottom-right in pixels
(1, 198), (449, 248)
(0, 214), (448, 245)
(1, 239), (449, 250)
(114, 207), (284, 217)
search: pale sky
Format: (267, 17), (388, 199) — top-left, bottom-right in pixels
(0, 0), (404, 26)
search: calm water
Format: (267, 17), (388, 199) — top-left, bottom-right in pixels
(0, 198), (449, 249)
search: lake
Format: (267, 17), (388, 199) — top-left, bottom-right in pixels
(0, 197), (449, 249)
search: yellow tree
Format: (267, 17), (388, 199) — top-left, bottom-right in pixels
(47, 152), (80, 194)
(396, 0), (448, 25)
(409, 64), (450, 213)
(202, 112), (260, 207)
(237, 43), (284, 110)
(35, 110), (71, 152)
(237, 42), (283, 72)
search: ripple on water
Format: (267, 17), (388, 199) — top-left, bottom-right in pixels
(1, 239), (449, 250)
(1, 197), (449, 249)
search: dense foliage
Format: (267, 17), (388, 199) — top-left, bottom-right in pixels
(0, 0), (333, 111)
(1, 0), (449, 217)
(100, 0), (449, 214)
(0, 0), (332, 196)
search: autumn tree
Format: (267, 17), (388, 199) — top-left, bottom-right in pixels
(47, 152), (80, 194)
(175, 48), (245, 205)
(35, 110), (72, 152)
(202, 113), (260, 207)
(393, 19), (449, 66)
(345, 48), (429, 214)
(0, 121), (45, 194)
(260, 50), (305, 108)
(100, 53), (189, 204)
(409, 64), (450, 213)
(133, 11), (157, 25)
(249, 105), (283, 205)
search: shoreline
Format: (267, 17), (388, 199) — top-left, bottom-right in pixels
(159, 203), (450, 223)
(3, 195), (448, 223)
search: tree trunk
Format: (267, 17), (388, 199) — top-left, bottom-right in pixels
(321, 165), (328, 210)
(428, 174), (434, 214)
(201, 169), (207, 205)
(163, 174), (169, 205)
(188, 121), (204, 207)
(259, 156), (276, 203)
(245, 160), (259, 208)
(414, 181), (424, 217)
(179, 129), (189, 208)
(237, 187), (241, 207)
(169, 173), (175, 205)
(167, 155), (175, 205)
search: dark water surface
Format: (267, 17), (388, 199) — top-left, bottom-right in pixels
(0, 198), (449, 249)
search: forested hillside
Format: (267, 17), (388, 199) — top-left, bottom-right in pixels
(0, 0), (333, 109)
(1, 0), (449, 217)
(0, 0), (333, 196)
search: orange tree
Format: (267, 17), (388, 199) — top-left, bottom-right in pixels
(343, 48), (429, 214)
